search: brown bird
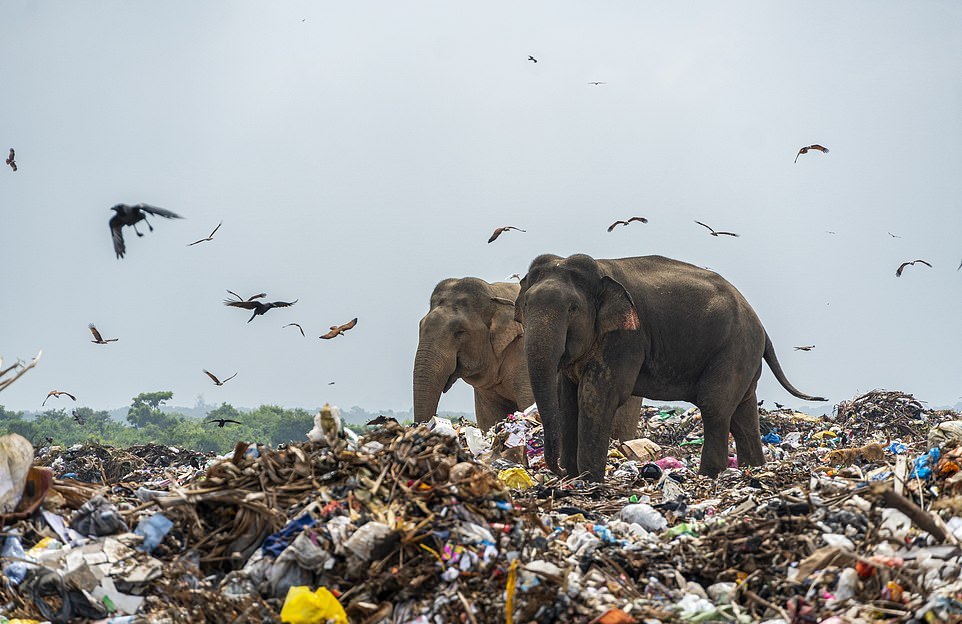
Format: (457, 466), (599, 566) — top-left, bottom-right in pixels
(795, 144), (829, 163)
(488, 226), (526, 243)
(88, 323), (118, 344)
(695, 221), (739, 237)
(203, 369), (237, 386)
(794, 345), (815, 351)
(224, 292), (297, 322)
(607, 216), (648, 232)
(187, 221), (222, 246)
(72, 409), (86, 425)
(42, 390), (77, 406)
(320, 318), (358, 339)
(5, 148), (16, 172)
(528, 55), (537, 63)
(284, 323), (305, 337)
(895, 259), (932, 277)
(208, 418), (242, 428)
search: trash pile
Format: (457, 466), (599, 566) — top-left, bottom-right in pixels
(3, 391), (962, 623)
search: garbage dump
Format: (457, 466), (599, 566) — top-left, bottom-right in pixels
(2, 392), (962, 623)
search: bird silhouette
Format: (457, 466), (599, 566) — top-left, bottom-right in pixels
(42, 390), (77, 406)
(488, 226), (526, 243)
(284, 323), (305, 337)
(72, 410), (86, 425)
(366, 415), (398, 426)
(895, 259), (932, 277)
(695, 221), (739, 237)
(757, 400), (764, 407)
(187, 222), (222, 246)
(5, 148), (16, 172)
(528, 55), (537, 63)
(208, 418), (242, 428)
(203, 370), (237, 386)
(958, 259), (961, 271)
(224, 293), (297, 322)
(774, 402), (785, 410)
(505, 273), (522, 282)
(88, 324), (118, 344)
(794, 345), (815, 351)
(607, 217), (648, 232)
(225, 290), (267, 302)
(794, 144), (829, 163)
(587, 81), (606, 85)
(320, 318), (358, 339)
(888, 232), (902, 239)
(109, 203), (183, 259)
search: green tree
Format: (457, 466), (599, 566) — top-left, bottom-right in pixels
(127, 391), (179, 429)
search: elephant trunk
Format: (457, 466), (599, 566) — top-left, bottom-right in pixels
(523, 313), (568, 474)
(413, 344), (457, 423)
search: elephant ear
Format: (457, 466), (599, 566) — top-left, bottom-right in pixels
(513, 274), (528, 324)
(489, 297), (524, 357)
(598, 276), (640, 334)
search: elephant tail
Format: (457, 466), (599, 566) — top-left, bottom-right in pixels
(763, 333), (828, 401)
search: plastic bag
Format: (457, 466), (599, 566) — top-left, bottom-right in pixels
(279, 586), (347, 624)
(70, 495), (128, 536)
(133, 513), (173, 553)
(0, 434), (33, 513)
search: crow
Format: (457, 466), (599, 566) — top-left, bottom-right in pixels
(5, 148), (16, 172)
(794, 345), (815, 351)
(528, 55), (537, 63)
(895, 259), (932, 277)
(203, 370), (237, 386)
(488, 226), (526, 243)
(795, 144), (829, 163)
(757, 400), (764, 407)
(208, 418), (242, 428)
(284, 323), (305, 337)
(88, 324), (118, 344)
(320, 318), (358, 339)
(42, 390), (76, 406)
(366, 415), (398, 426)
(695, 221), (739, 237)
(224, 294), (297, 322)
(187, 221), (222, 246)
(109, 203), (183, 258)
(72, 410), (86, 425)
(774, 402), (785, 410)
(607, 217), (648, 232)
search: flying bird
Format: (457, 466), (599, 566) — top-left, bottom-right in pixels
(108, 203), (184, 259)
(587, 81), (606, 85)
(888, 232), (902, 239)
(607, 217), (648, 232)
(794, 345), (815, 351)
(203, 370), (237, 386)
(5, 148), (16, 172)
(505, 273), (522, 282)
(694, 221), (739, 237)
(895, 259), (932, 277)
(794, 144), (829, 163)
(224, 294), (297, 322)
(225, 290), (267, 302)
(826, 231), (837, 235)
(42, 390), (77, 406)
(958, 259), (961, 271)
(320, 318), (358, 339)
(187, 221), (222, 246)
(88, 324), (118, 344)
(527, 55), (537, 63)
(284, 323), (305, 337)
(328, 381), (336, 385)
(72, 410), (86, 425)
(208, 418), (242, 428)
(488, 226), (526, 243)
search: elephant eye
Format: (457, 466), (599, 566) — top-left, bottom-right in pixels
(453, 329), (467, 338)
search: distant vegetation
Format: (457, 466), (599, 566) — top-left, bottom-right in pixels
(0, 391), (459, 454)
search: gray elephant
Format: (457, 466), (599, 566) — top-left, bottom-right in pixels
(515, 254), (826, 481)
(414, 277), (641, 437)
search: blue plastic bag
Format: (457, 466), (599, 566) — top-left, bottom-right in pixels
(134, 513), (174, 553)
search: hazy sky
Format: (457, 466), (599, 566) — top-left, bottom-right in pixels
(2, 2), (960, 416)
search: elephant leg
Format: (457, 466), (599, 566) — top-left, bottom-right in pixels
(576, 369), (626, 481)
(558, 375), (580, 477)
(610, 396), (643, 441)
(474, 390), (516, 432)
(695, 371), (744, 477)
(730, 389), (765, 467)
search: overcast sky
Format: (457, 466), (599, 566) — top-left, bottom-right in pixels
(1, 1), (960, 417)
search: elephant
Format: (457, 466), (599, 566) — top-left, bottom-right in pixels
(515, 253), (826, 481)
(414, 277), (642, 437)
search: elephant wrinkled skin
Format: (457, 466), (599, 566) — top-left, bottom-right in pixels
(414, 277), (641, 437)
(515, 254), (826, 481)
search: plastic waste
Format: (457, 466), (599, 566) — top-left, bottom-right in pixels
(640, 462), (662, 480)
(887, 441), (908, 454)
(834, 567), (858, 601)
(428, 416), (457, 438)
(677, 592), (715, 617)
(782, 431), (804, 448)
(279, 585), (348, 624)
(909, 448), (940, 480)
(133, 513), (173, 553)
(462, 426), (488, 455)
(619, 503), (667, 532)
(707, 581), (736, 604)
(1, 533), (30, 585)
(878, 508), (912, 541)
(262, 514), (317, 557)
(822, 533), (856, 550)
(343, 522), (397, 562)
(0, 433), (34, 513)
(620, 437), (662, 462)
(654, 457), (684, 470)
(70, 494), (128, 536)
(307, 403), (345, 447)
(928, 421), (962, 447)
(761, 431), (782, 444)
(498, 467), (535, 490)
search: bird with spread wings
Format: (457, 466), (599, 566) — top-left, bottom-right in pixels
(109, 203), (183, 259)
(488, 226), (526, 243)
(88, 324), (118, 344)
(895, 259), (932, 277)
(695, 221), (739, 237)
(795, 144), (829, 163)
(607, 217), (648, 232)
(42, 390), (76, 406)
(320, 318), (358, 339)
(5, 148), (16, 172)
(187, 222), (222, 246)
(203, 370), (237, 386)
(223, 290), (297, 322)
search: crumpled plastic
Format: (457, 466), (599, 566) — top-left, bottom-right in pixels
(133, 514), (173, 553)
(70, 495), (128, 537)
(0, 433), (34, 514)
(279, 585), (347, 624)
(268, 532), (335, 598)
(262, 514), (317, 558)
(909, 448), (941, 480)
(498, 467), (535, 490)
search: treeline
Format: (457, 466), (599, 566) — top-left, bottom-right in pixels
(0, 391), (406, 454)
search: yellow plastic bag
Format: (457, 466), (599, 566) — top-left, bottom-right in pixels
(280, 586), (347, 624)
(498, 467), (535, 490)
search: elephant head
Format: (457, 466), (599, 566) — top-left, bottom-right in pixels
(413, 278), (523, 426)
(515, 254), (640, 474)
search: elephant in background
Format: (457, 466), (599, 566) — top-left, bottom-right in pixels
(414, 277), (641, 437)
(515, 253), (826, 481)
